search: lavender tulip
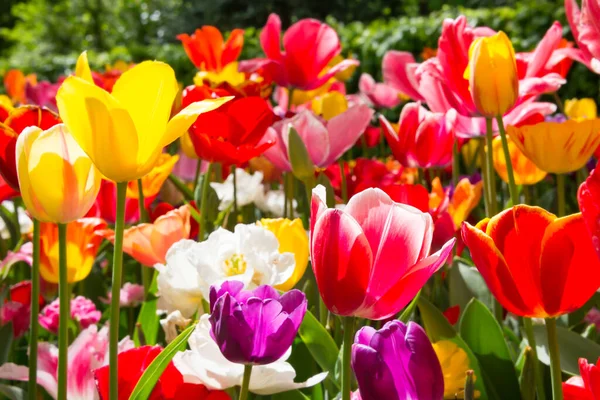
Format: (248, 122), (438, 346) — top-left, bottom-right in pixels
(351, 320), (444, 400)
(209, 281), (307, 365)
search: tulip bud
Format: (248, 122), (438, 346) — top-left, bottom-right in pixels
(464, 31), (519, 117)
(16, 124), (101, 223)
(518, 347), (536, 400)
(287, 125), (316, 183)
(464, 370), (475, 400)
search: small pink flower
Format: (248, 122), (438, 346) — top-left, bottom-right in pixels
(100, 282), (145, 308)
(39, 296), (101, 334)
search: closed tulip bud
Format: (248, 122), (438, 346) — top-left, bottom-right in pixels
(464, 31), (519, 117)
(16, 124), (101, 223)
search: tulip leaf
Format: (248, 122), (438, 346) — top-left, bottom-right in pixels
(398, 289), (421, 322)
(533, 323), (600, 375)
(518, 346), (537, 400)
(417, 297), (489, 399)
(130, 323), (196, 400)
(0, 322), (13, 364)
(297, 310), (340, 389)
(167, 174), (194, 200)
(460, 299), (521, 399)
(134, 297), (159, 346)
(456, 258), (492, 308)
(272, 389), (311, 400)
(287, 126), (315, 183)
(0, 384), (25, 400)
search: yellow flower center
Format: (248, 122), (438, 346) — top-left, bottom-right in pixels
(224, 253), (247, 276)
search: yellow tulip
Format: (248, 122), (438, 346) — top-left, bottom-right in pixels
(193, 62), (247, 87)
(56, 52), (232, 183)
(492, 136), (546, 185)
(329, 54), (357, 82)
(565, 98), (597, 120)
(16, 124), (101, 223)
(464, 31), (519, 117)
(311, 91), (348, 120)
(126, 153), (179, 199)
(258, 218), (309, 291)
(180, 131), (199, 159)
(507, 120), (600, 173)
(433, 340), (480, 399)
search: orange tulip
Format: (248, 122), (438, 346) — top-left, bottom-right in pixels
(126, 153), (179, 199)
(101, 204), (191, 266)
(39, 218), (107, 284)
(177, 26), (244, 72)
(461, 205), (600, 318)
(430, 177), (482, 230)
(492, 136), (546, 185)
(3, 70), (36, 104)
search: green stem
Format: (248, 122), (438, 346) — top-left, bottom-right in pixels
(496, 116), (519, 206)
(198, 163), (213, 241)
(194, 159), (202, 191)
(287, 173), (295, 219)
(28, 220), (40, 400)
(167, 174), (194, 200)
(339, 160), (348, 203)
(232, 166), (238, 217)
(109, 182), (127, 400)
(485, 118), (498, 214)
(342, 317), (355, 400)
(545, 317), (563, 400)
(239, 364), (253, 400)
(479, 139), (491, 216)
(553, 92), (565, 115)
(452, 138), (460, 187)
(556, 174), (566, 217)
(57, 223), (69, 400)
(136, 179), (147, 223)
(283, 173), (288, 219)
(523, 318), (547, 400)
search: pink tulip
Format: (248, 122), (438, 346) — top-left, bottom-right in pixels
(310, 185), (455, 320)
(240, 14), (358, 90)
(382, 51), (424, 102)
(0, 325), (134, 400)
(566, 0), (600, 73)
(262, 106), (373, 171)
(380, 102), (456, 168)
(358, 73), (401, 108)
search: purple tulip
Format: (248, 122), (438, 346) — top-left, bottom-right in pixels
(351, 320), (444, 400)
(209, 281), (307, 365)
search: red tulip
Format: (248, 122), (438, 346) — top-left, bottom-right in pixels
(189, 96), (275, 165)
(242, 14), (358, 90)
(178, 26), (244, 72)
(1, 281), (45, 338)
(578, 168), (600, 258)
(563, 358), (600, 400)
(85, 180), (155, 224)
(94, 346), (230, 400)
(0, 106), (60, 190)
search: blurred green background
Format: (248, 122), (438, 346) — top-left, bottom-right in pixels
(0, 0), (598, 100)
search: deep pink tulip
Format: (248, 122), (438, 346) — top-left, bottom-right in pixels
(566, 0), (600, 74)
(241, 14), (358, 90)
(380, 102), (456, 169)
(382, 51), (424, 102)
(310, 185), (455, 320)
(358, 73), (401, 109)
(262, 106), (373, 171)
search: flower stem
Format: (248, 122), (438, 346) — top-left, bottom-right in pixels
(485, 118), (498, 214)
(556, 174), (566, 217)
(57, 223), (69, 400)
(496, 116), (519, 206)
(283, 173), (288, 219)
(194, 159), (202, 191)
(199, 162), (213, 241)
(545, 317), (563, 400)
(137, 179), (152, 296)
(231, 165), (238, 216)
(28, 219), (40, 400)
(479, 139), (490, 216)
(452, 138), (460, 187)
(523, 317), (546, 400)
(239, 364), (253, 400)
(109, 182), (127, 400)
(287, 173), (295, 219)
(339, 160), (348, 204)
(342, 317), (355, 400)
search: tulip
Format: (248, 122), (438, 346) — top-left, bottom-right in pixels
(464, 31), (519, 117)
(3, 69), (36, 104)
(380, 102), (456, 169)
(178, 26), (244, 72)
(0, 325), (134, 400)
(492, 136), (547, 185)
(56, 52), (231, 183)
(565, 98), (597, 120)
(461, 205), (600, 317)
(506, 119), (600, 174)
(562, 358), (600, 399)
(39, 296), (101, 334)
(100, 283), (145, 308)
(16, 124), (100, 223)
(0, 106), (61, 190)
(311, 185), (455, 319)
(351, 321), (444, 400)
(578, 167), (600, 259)
(565, 0), (600, 74)
(243, 13), (358, 90)
(433, 340), (480, 399)
(101, 204), (191, 266)
(0, 281), (44, 338)
(94, 345), (230, 400)
(258, 218), (309, 291)
(262, 106), (373, 172)
(125, 153), (179, 199)
(430, 177), (483, 230)
(209, 281), (307, 365)
(86, 180), (155, 224)
(0, 95), (13, 121)
(358, 73), (401, 109)
(38, 218), (106, 284)
(188, 96), (275, 165)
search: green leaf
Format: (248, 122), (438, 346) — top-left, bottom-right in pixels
(0, 322), (13, 364)
(130, 323), (196, 400)
(398, 289), (421, 322)
(168, 174), (194, 200)
(456, 258), (492, 308)
(460, 299), (520, 399)
(134, 297), (159, 346)
(287, 126), (315, 182)
(316, 173), (335, 208)
(518, 346), (537, 400)
(417, 297), (489, 399)
(297, 310), (340, 389)
(0, 384), (25, 400)
(533, 324), (600, 375)
(272, 389), (311, 400)
(448, 257), (474, 313)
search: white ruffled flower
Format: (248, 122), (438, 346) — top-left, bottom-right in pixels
(160, 310), (192, 344)
(173, 315), (328, 395)
(211, 169), (264, 211)
(155, 224), (295, 318)
(0, 201), (33, 239)
(255, 189), (297, 217)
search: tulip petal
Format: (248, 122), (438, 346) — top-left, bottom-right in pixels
(324, 104), (374, 167)
(311, 208), (373, 315)
(75, 51), (94, 83)
(351, 344), (400, 400)
(382, 50), (424, 101)
(540, 213), (600, 316)
(260, 14), (283, 61)
(0, 363), (58, 399)
(223, 29), (245, 66)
